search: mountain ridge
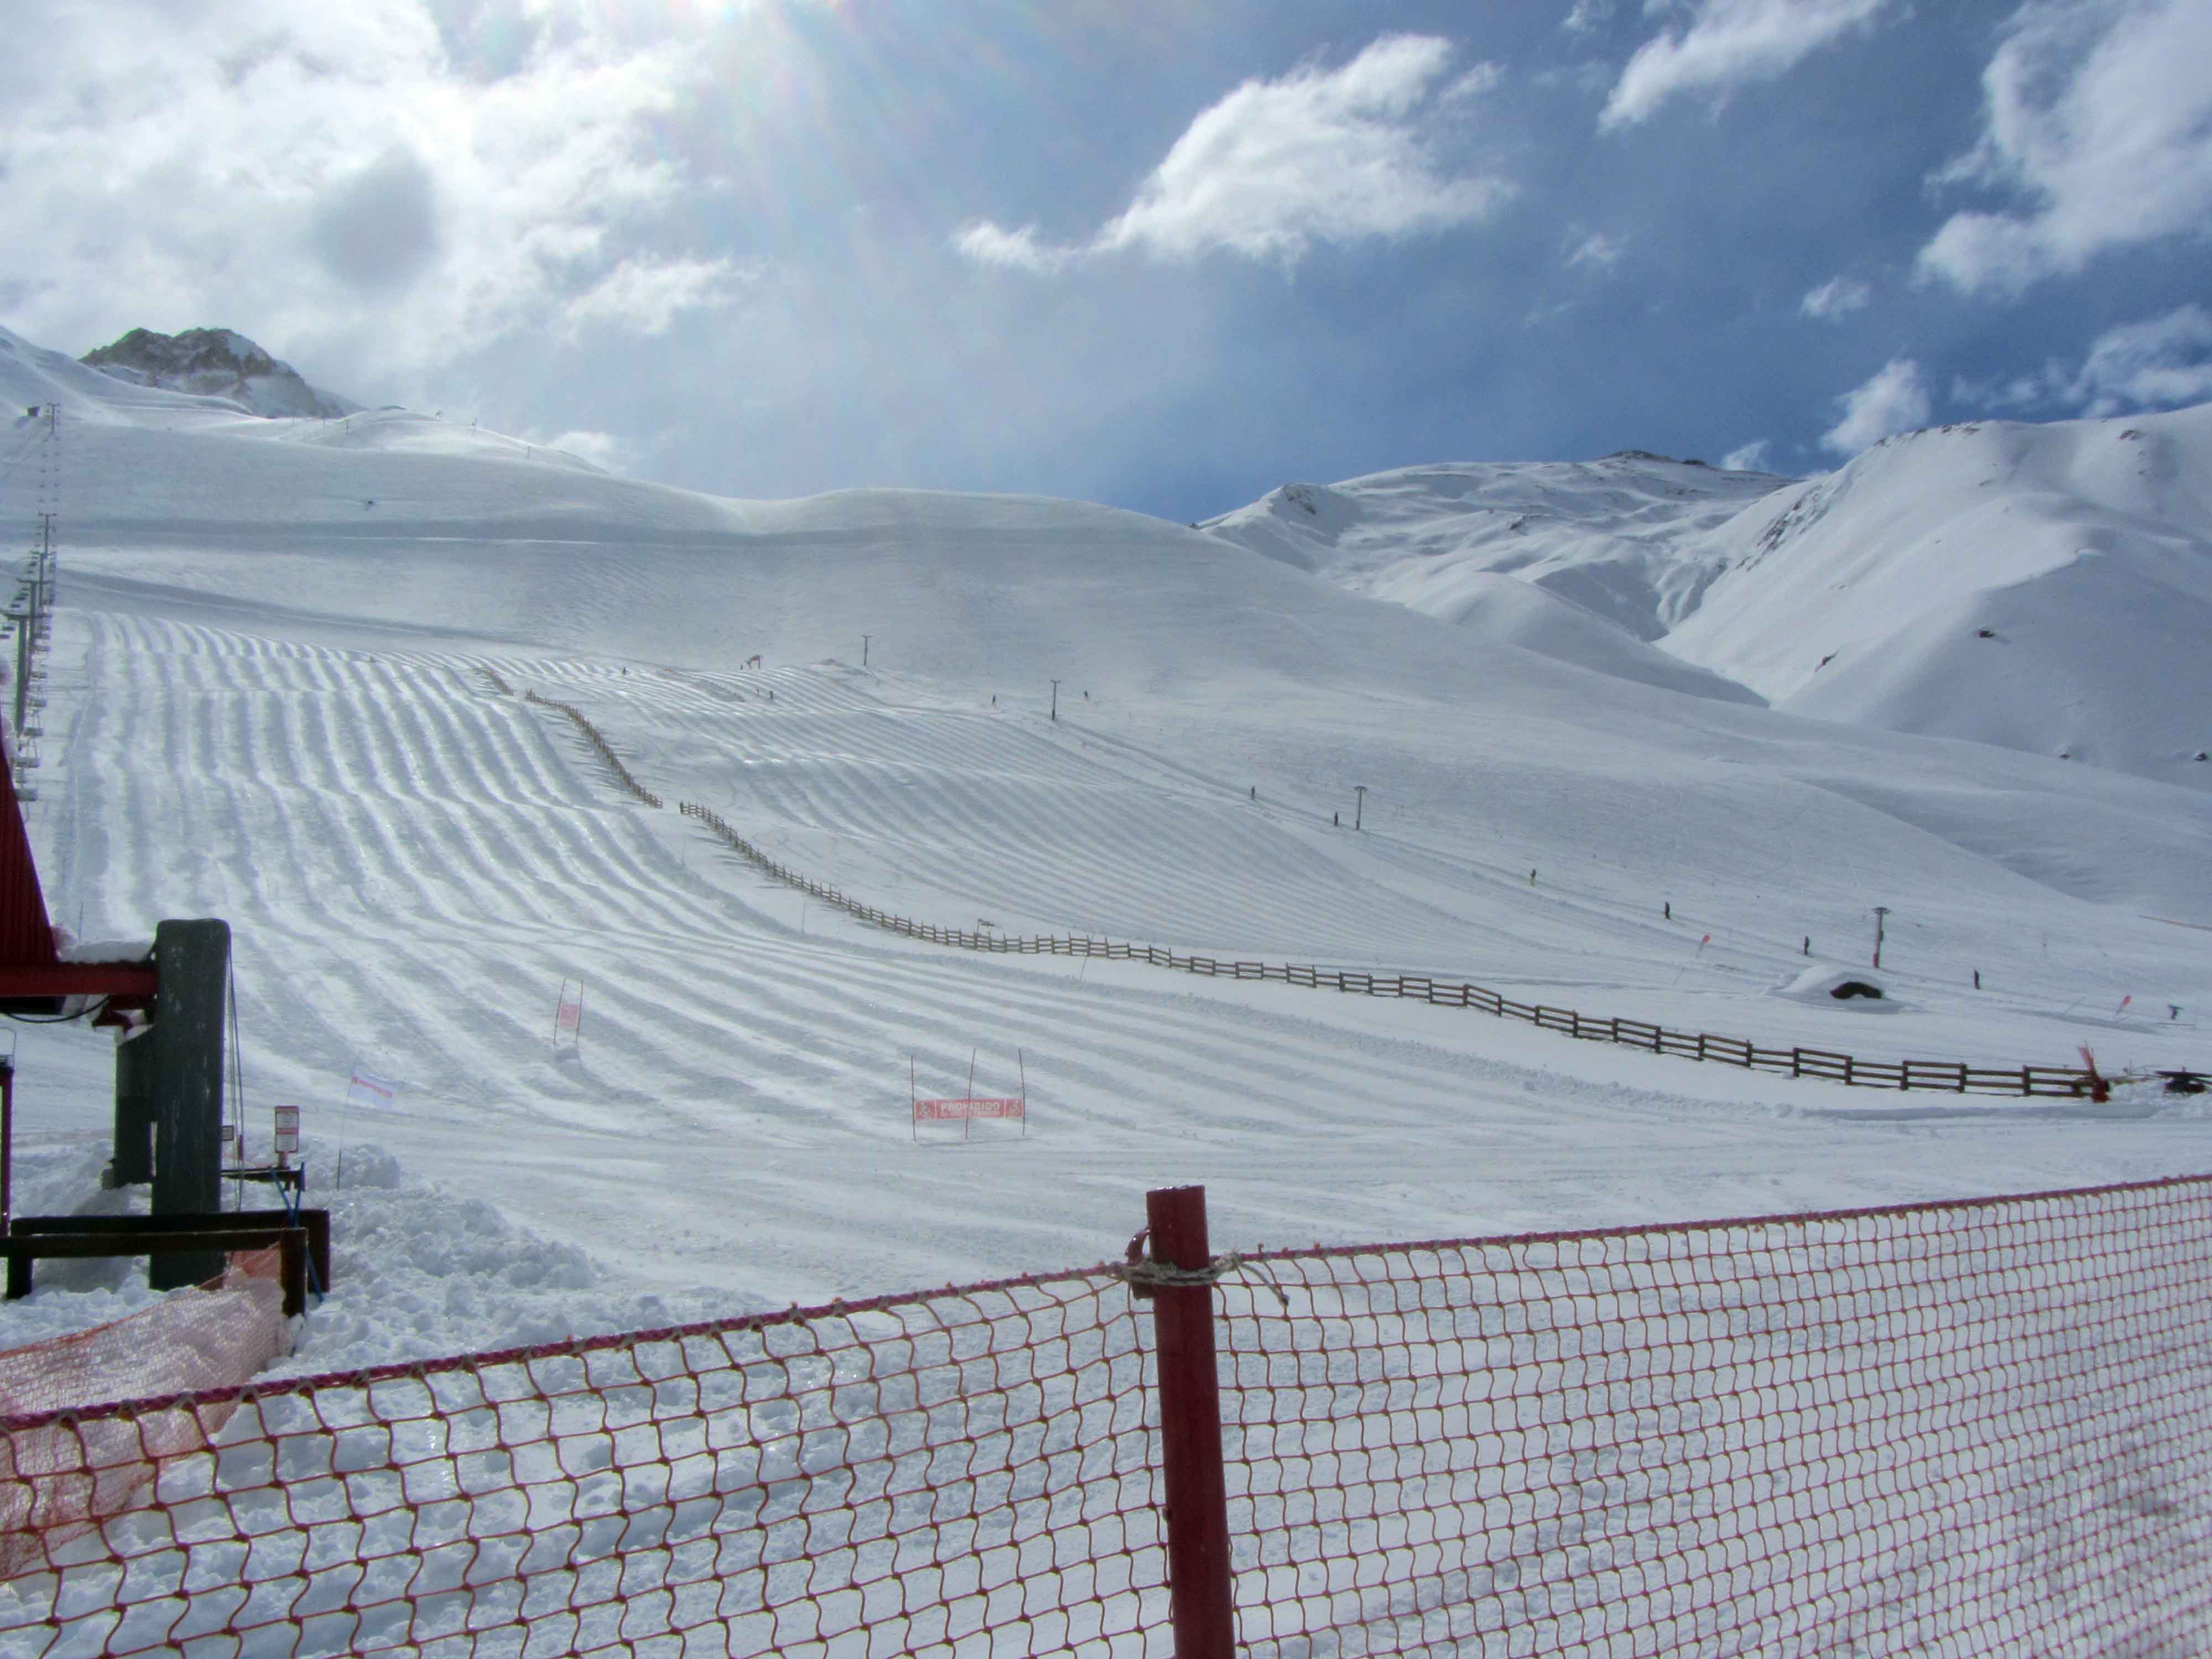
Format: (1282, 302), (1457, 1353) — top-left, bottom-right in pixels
(1201, 410), (2212, 789)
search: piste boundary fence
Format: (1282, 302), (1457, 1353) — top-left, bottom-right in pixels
(2, 1175), (2208, 1657)
(678, 803), (2104, 1098)
(520, 690), (664, 810)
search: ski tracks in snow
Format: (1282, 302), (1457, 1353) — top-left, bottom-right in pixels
(30, 615), (2212, 1301)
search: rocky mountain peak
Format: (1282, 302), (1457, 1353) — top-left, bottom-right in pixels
(80, 327), (359, 419)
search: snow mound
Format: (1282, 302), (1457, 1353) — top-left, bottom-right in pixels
(1771, 965), (1901, 1013)
(0, 1140), (747, 1378)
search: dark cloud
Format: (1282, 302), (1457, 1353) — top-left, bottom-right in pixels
(309, 146), (442, 292)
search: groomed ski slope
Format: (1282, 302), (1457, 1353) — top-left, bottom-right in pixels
(4, 325), (2212, 1365)
(18, 614), (2212, 1326)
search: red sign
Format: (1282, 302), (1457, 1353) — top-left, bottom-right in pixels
(913, 1097), (1025, 1121)
(273, 1104), (300, 1156)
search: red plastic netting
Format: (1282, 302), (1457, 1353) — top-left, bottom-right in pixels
(1214, 1175), (2212, 1656)
(0, 1246), (290, 1420)
(2, 1178), (2209, 1657)
(0, 1246), (291, 1583)
(0, 1267), (1160, 1658)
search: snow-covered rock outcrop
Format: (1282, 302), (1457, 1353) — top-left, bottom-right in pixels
(80, 327), (359, 419)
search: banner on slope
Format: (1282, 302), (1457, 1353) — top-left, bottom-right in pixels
(553, 978), (585, 1052)
(347, 1071), (403, 1112)
(914, 1098), (1025, 1120)
(911, 1048), (1027, 1142)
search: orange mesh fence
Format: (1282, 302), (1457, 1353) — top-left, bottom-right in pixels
(0, 1266), (1160, 1658)
(0, 1247), (291, 1583)
(2, 1179), (2209, 1656)
(1214, 1174), (2212, 1656)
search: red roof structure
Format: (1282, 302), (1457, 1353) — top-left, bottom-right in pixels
(0, 753), (55, 968)
(0, 755), (154, 1003)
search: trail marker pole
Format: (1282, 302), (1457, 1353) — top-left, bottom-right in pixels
(1354, 785), (1366, 830)
(862, 634), (871, 667)
(334, 1061), (356, 1190)
(1872, 906), (1890, 970)
(1144, 1185), (1236, 1659)
(1050, 680), (1061, 722)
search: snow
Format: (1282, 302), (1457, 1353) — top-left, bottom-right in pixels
(0, 321), (2209, 1379)
(1198, 456), (1786, 666)
(1771, 963), (1900, 1012)
(1203, 416), (2212, 790)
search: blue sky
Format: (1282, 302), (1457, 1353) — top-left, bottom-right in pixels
(4, 0), (2209, 520)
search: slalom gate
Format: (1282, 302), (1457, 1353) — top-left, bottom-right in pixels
(3, 1176), (2209, 1656)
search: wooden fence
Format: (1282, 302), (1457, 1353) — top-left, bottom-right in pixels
(679, 801), (2107, 1098)
(522, 691), (663, 808)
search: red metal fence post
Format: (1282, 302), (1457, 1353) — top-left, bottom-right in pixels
(1146, 1184), (1237, 1659)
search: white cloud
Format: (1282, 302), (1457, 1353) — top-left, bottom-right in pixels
(955, 36), (1509, 271)
(1959, 305), (2212, 417)
(1721, 439), (1773, 471)
(0, 1), (734, 374)
(951, 222), (1075, 275)
(1918, 0), (2212, 295)
(1952, 371), (2052, 411)
(1600, 0), (1892, 131)
(1563, 0), (1619, 34)
(1801, 275), (1871, 320)
(2069, 305), (2212, 413)
(1566, 231), (1626, 270)
(1822, 358), (1930, 455)
(559, 257), (751, 340)
(1438, 62), (1505, 107)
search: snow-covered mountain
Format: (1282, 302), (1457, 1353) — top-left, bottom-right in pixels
(79, 326), (360, 420)
(1667, 410), (2212, 786)
(3, 314), (2210, 1350)
(1203, 413), (2212, 790)
(1201, 454), (1786, 708)
(1201, 452), (1788, 637)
